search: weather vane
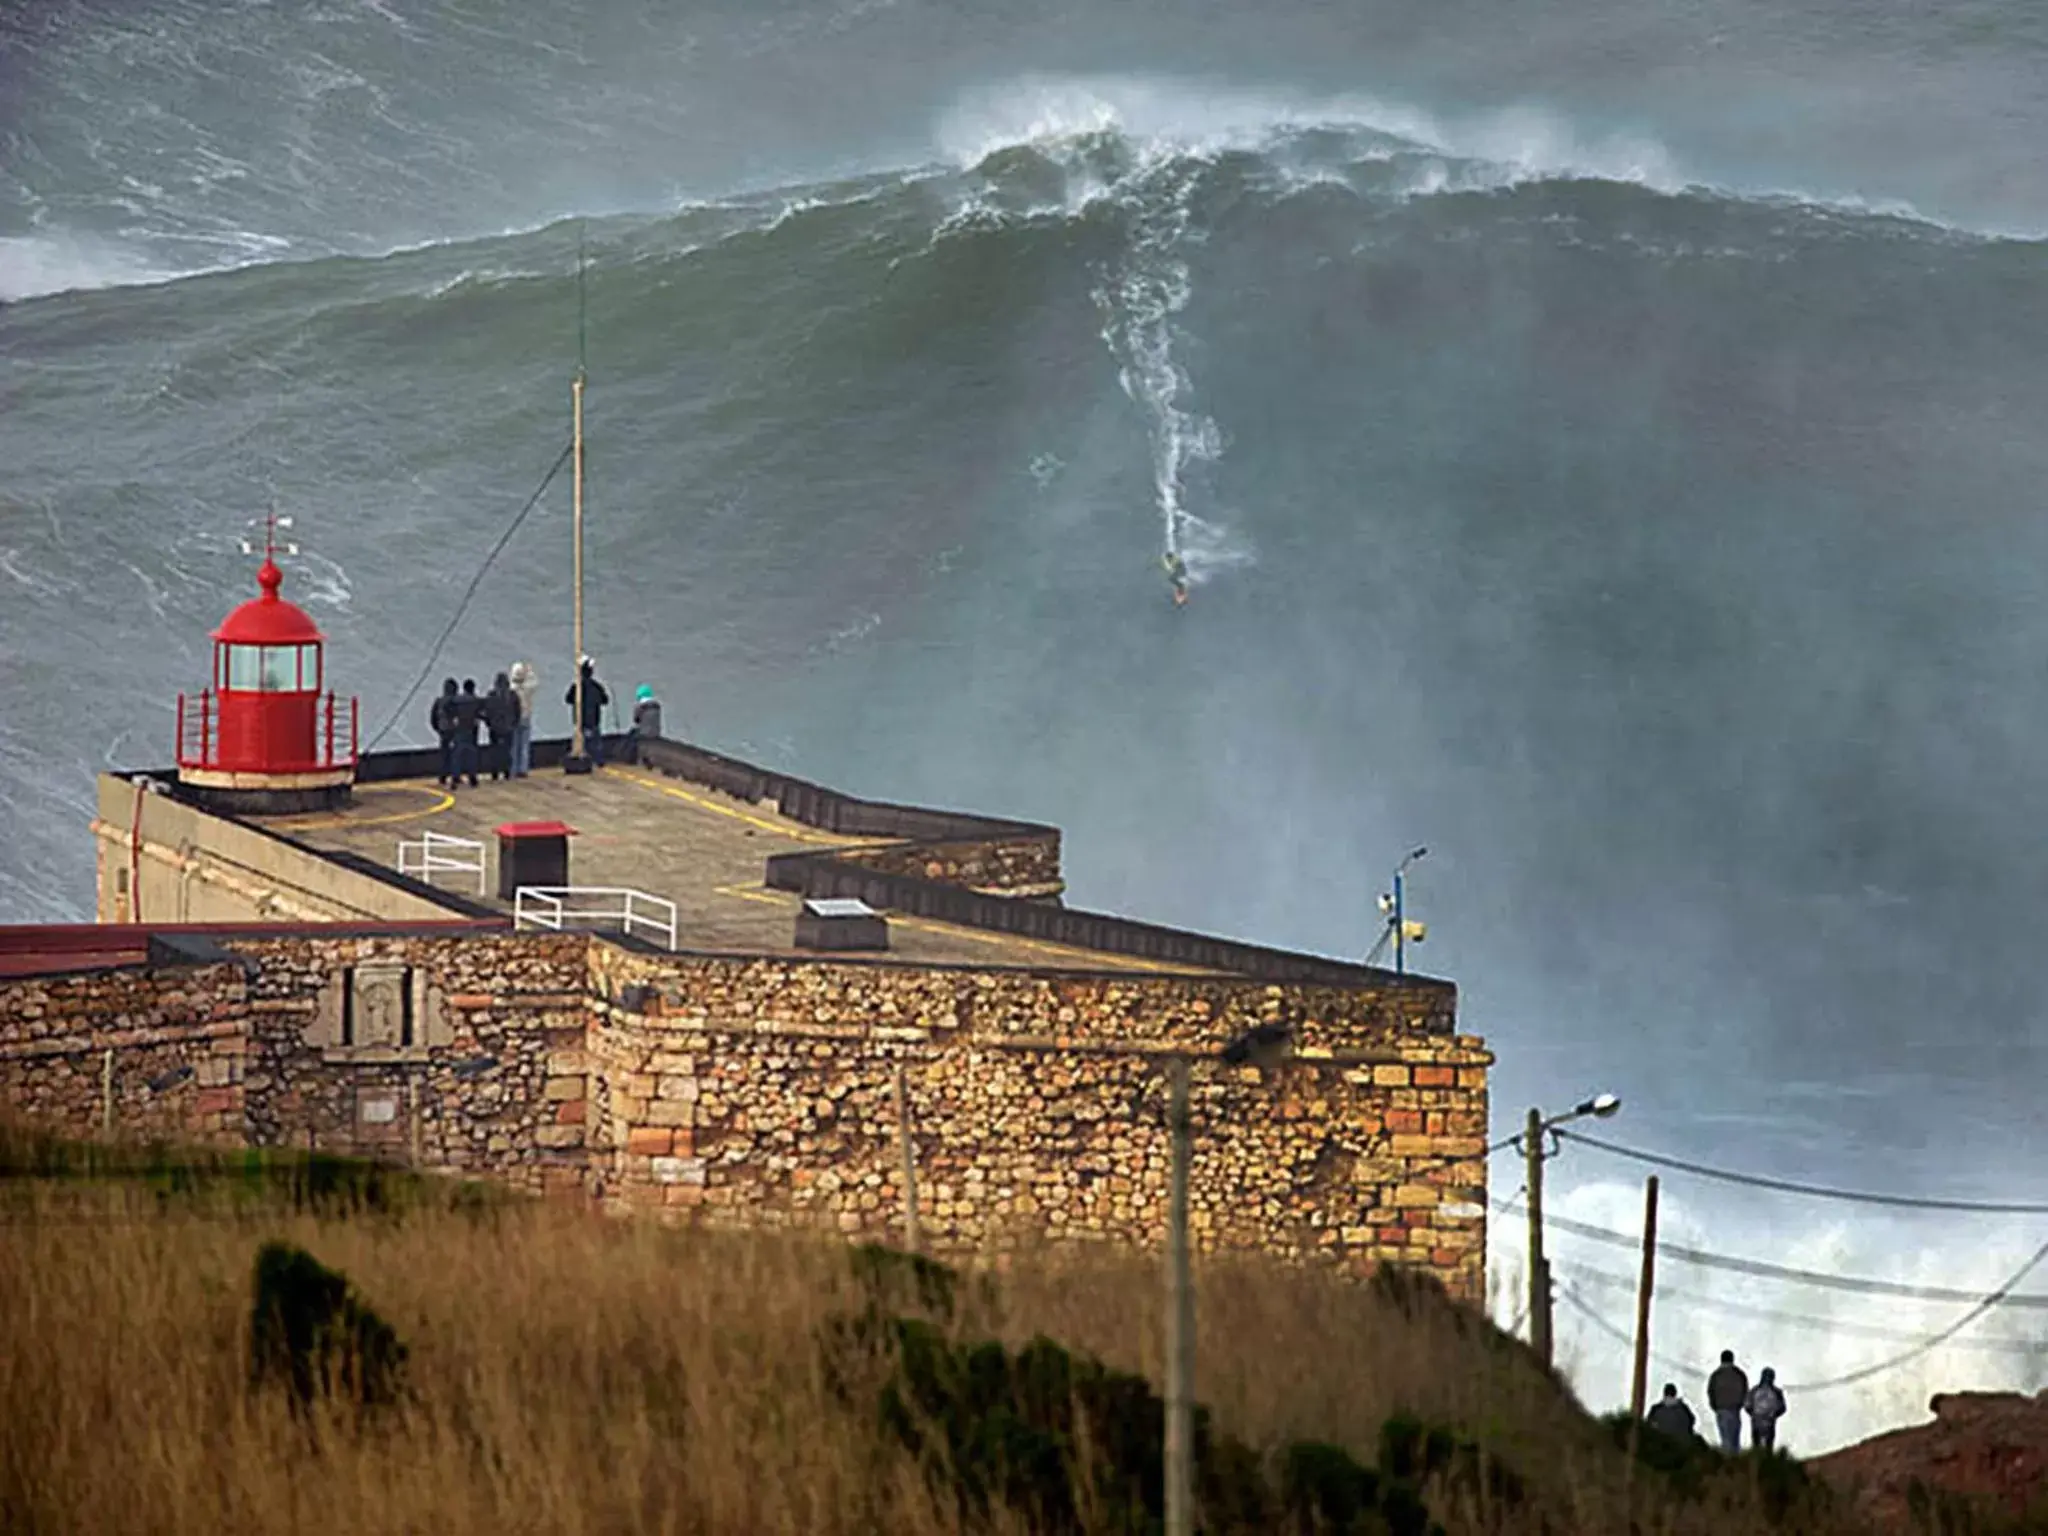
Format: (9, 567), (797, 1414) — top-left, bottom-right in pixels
(236, 508), (299, 566)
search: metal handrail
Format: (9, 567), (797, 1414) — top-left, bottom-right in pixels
(174, 688), (360, 771)
(514, 886), (678, 950)
(397, 831), (487, 895)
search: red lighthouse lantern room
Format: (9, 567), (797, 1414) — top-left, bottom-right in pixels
(176, 518), (358, 813)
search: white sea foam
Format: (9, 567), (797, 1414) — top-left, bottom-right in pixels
(932, 72), (2029, 239)
(936, 73), (1684, 192)
(0, 234), (178, 303)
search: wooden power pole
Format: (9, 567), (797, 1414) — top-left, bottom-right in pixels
(1526, 1105), (1551, 1366)
(892, 1063), (920, 1254)
(1164, 1058), (1194, 1536)
(1629, 1175), (1659, 1422)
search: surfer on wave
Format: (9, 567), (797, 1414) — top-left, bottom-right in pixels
(1162, 550), (1189, 607)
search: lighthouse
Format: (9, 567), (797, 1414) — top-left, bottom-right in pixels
(175, 517), (358, 813)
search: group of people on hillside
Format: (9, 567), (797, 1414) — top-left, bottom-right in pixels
(426, 656), (663, 789)
(1644, 1349), (1788, 1453)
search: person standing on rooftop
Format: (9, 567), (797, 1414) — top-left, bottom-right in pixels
(507, 661), (537, 778)
(483, 672), (518, 781)
(451, 678), (483, 788)
(430, 678), (461, 789)
(566, 655), (609, 766)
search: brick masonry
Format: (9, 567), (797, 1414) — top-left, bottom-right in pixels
(0, 931), (1489, 1298)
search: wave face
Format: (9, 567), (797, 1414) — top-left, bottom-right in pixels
(5, 16), (2048, 1453)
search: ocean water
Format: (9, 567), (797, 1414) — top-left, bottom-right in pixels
(3, 0), (2046, 1452)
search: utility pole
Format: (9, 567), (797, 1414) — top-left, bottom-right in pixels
(1163, 1058), (1194, 1536)
(99, 1048), (114, 1133)
(1526, 1105), (1551, 1367)
(1628, 1175), (1659, 1423)
(893, 1063), (920, 1254)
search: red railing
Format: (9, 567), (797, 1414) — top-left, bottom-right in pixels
(176, 689), (359, 773)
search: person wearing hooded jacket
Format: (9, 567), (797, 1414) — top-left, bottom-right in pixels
(483, 672), (518, 780)
(566, 656), (609, 765)
(451, 678), (483, 787)
(429, 678), (461, 788)
(1745, 1368), (1787, 1451)
(507, 661), (538, 777)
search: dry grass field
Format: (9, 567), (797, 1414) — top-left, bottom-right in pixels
(0, 1121), (1969, 1535)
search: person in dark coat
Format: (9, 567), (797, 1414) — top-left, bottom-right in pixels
(1746, 1368), (1787, 1451)
(1645, 1383), (1697, 1442)
(429, 678), (461, 788)
(451, 678), (483, 788)
(483, 672), (518, 780)
(1706, 1350), (1749, 1454)
(565, 655), (609, 765)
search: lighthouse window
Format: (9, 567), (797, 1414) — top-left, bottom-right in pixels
(225, 645), (310, 692)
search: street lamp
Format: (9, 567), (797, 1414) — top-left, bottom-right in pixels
(1521, 1092), (1622, 1368)
(1372, 846), (1429, 974)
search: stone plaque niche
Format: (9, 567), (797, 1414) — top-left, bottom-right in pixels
(349, 966), (412, 1049)
(305, 963), (452, 1059)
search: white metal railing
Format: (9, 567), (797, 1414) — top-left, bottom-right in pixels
(397, 831), (487, 895)
(514, 886), (678, 950)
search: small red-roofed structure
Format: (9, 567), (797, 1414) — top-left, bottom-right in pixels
(175, 516), (357, 812)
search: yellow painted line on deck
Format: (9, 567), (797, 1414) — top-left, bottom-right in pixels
(268, 782), (455, 832)
(713, 882), (795, 907)
(610, 767), (851, 844)
(890, 915), (1190, 973)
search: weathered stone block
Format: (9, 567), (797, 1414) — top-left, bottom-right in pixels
(542, 1075), (585, 1101)
(650, 1156), (706, 1185)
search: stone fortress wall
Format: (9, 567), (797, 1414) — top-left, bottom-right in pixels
(0, 928), (1490, 1298)
(18, 735), (1491, 1298)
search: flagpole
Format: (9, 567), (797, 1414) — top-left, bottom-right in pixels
(567, 223), (591, 773)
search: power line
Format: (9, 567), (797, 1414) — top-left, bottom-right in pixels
(1557, 1128), (2048, 1215)
(1490, 1196), (2048, 1309)
(1558, 1235), (2048, 1394)
(1558, 1283), (1695, 1379)
(363, 440), (574, 751)
(1777, 1235), (2048, 1391)
(1562, 1263), (2048, 1354)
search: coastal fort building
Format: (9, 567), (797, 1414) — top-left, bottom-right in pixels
(0, 556), (1491, 1299)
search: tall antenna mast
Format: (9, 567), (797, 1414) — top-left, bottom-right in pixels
(567, 222), (593, 772)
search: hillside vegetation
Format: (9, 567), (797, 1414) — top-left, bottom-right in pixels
(0, 1120), (1983, 1534)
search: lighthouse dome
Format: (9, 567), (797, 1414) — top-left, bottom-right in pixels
(211, 557), (324, 646)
